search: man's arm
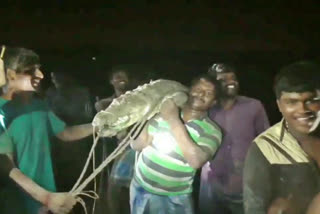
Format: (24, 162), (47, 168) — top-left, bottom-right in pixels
(254, 102), (270, 136)
(0, 154), (76, 214)
(130, 121), (152, 151)
(243, 143), (272, 214)
(95, 98), (113, 112)
(161, 100), (215, 169)
(0, 46), (6, 87)
(307, 193), (320, 214)
(56, 123), (93, 142)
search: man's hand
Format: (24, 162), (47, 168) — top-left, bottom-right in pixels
(46, 192), (77, 214)
(267, 195), (298, 214)
(160, 98), (179, 122)
(116, 129), (128, 141)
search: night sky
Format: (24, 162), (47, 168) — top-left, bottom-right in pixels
(1, 0), (320, 123)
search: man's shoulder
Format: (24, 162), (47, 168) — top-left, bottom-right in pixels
(200, 116), (221, 132)
(254, 122), (282, 144)
(252, 121), (309, 164)
(237, 96), (263, 106)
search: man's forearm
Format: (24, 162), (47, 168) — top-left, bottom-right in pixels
(9, 168), (49, 205)
(167, 118), (209, 169)
(57, 123), (93, 142)
(130, 124), (151, 151)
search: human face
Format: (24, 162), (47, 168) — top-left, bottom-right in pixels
(188, 78), (216, 111)
(277, 91), (320, 136)
(13, 65), (44, 92)
(110, 71), (129, 91)
(217, 72), (239, 97)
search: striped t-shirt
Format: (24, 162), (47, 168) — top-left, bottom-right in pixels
(134, 114), (222, 196)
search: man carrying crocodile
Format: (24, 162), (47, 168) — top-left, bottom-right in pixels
(129, 74), (222, 214)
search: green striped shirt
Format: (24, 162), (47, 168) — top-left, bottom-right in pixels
(134, 114), (222, 195)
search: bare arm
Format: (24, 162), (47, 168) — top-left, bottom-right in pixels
(56, 123), (93, 142)
(130, 122), (152, 151)
(0, 154), (76, 214)
(307, 193), (320, 214)
(0, 153), (48, 203)
(0, 47), (6, 87)
(161, 100), (211, 169)
(9, 167), (50, 205)
(95, 98), (113, 112)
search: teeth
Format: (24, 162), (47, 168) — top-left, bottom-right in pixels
(297, 116), (315, 121)
(227, 85), (235, 88)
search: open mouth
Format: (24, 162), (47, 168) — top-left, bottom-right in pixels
(191, 97), (204, 104)
(118, 80), (127, 85)
(296, 115), (316, 126)
(227, 85), (236, 89)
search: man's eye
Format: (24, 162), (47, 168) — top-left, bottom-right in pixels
(286, 100), (297, 105)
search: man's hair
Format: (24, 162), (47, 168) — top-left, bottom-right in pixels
(52, 71), (76, 86)
(108, 65), (132, 81)
(191, 73), (221, 96)
(274, 61), (320, 99)
(3, 47), (40, 74)
(207, 63), (236, 79)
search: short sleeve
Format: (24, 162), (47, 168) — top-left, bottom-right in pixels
(189, 119), (222, 157)
(48, 111), (66, 136)
(147, 117), (158, 136)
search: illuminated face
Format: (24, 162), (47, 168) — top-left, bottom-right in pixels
(110, 71), (129, 91)
(277, 91), (320, 135)
(13, 65), (44, 92)
(188, 78), (216, 111)
(217, 72), (239, 97)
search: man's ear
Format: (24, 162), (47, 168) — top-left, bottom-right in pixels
(6, 69), (17, 81)
(276, 99), (282, 113)
(109, 79), (114, 86)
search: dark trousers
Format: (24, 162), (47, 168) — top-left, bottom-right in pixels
(199, 182), (244, 214)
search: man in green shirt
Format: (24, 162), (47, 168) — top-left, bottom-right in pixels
(130, 74), (222, 214)
(0, 47), (94, 214)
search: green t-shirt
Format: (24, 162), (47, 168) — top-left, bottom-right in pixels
(0, 98), (11, 153)
(0, 97), (66, 214)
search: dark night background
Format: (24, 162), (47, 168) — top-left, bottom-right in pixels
(1, 0), (320, 124)
(1, 1), (320, 213)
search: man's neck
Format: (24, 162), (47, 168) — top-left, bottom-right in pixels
(1, 88), (15, 100)
(219, 96), (237, 110)
(1, 90), (34, 103)
(114, 89), (126, 98)
(288, 126), (320, 161)
(181, 106), (206, 122)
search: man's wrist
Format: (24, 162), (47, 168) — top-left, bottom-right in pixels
(41, 191), (51, 206)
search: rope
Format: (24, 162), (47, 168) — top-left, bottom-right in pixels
(72, 116), (148, 195)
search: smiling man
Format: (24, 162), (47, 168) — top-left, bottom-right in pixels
(200, 63), (269, 214)
(243, 61), (320, 214)
(0, 47), (94, 214)
(129, 74), (222, 214)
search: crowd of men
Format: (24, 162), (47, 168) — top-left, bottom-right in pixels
(0, 47), (319, 214)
